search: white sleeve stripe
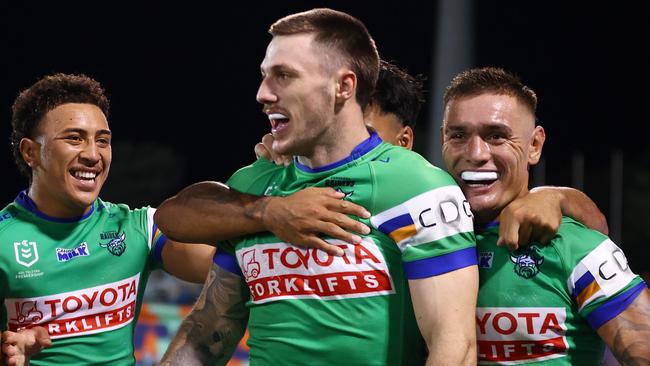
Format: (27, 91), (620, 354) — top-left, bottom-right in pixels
(146, 207), (156, 250)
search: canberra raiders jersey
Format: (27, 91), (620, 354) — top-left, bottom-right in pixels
(475, 217), (646, 365)
(0, 191), (167, 365)
(217, 132), (477, 365)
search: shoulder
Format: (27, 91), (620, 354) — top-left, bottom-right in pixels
(227, 158), (284, 192)
(368, 146), (463, 211)
(0, 201), (21, 234)
(551, 217), (610, 259)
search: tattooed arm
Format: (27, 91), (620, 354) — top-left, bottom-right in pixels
(160, 262), (249, 366)
(155, 182), (370, 256)
(597, 288), (650, 366)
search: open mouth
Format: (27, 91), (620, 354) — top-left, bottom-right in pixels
(70, 169), (99, 183)
(268, 113), (290, 133)
(460, 171), (498, 187)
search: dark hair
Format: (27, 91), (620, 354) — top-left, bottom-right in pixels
(371, 60), (426, 128)
(11, 73), (110, 178)
(444, 67), (537, 117)
(270, 8), (380, 109)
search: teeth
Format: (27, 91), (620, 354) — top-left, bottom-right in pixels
(461, 171), (498, 182)
(268, 113), (288, 121)
(74, 171), (97, 179)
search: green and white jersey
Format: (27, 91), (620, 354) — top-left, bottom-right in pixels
(216, 132), (477, 365)
(0, 191), (168, 365)
(476, 217), (646, 365)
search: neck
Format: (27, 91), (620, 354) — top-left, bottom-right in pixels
(296, 104), (370, 168)
(28, 182), (91, 219)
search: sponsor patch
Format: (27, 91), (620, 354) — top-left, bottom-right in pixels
(236, 239), (394, 304)
(56, 242), (90, 262)
(6, 274), (140, 339)
(567, 239), (637, 310)
(371, 185), (473, 251)
(476, 307), (568, 364)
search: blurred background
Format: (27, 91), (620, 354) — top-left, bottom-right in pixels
(1, 1), (647, 365)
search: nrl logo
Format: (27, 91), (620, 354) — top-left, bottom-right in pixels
(99, 232), (127, 256)
(510, 245), (544, 279)
(14, 240), (39, 267)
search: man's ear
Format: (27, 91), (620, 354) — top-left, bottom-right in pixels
(20, 137), (40, 169)
(335, 70), (357, 103)
(528, 125), (546, 165)
(397, 126), (414, 150)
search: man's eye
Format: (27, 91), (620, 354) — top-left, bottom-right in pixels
(66, 135), (82, 142)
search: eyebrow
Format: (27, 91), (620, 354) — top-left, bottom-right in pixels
(60, 128), (112, 136)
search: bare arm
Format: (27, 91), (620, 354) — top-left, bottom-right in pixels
(160, 262), (249, 366)
(155, 182), (370, 256)
(597, 288), (650, 366)
(161, 241), (216, 283)
(409, 265), (478, 366)
(499, 186), (608, 250)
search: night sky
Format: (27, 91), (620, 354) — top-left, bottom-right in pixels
(2, 1), (648, 269)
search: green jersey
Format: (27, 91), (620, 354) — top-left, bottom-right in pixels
(476, 217), (646, 365)
(216, 132), (477, 365)
(0, 191), (168, 365)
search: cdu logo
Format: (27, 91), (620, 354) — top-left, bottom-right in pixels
(14, 240), (39, 267)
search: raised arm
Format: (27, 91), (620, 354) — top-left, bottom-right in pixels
(155, 182), (370, 256)
(409, 265), (478, 366)
(499, 186), (608, 250)
(159, 259), (249, 366)
(597, 288), (650, 366)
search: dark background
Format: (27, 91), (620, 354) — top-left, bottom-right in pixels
(1, 1), (648, 271)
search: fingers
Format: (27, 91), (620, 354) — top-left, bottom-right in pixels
(497, 219), (520, 251)
(32, 327), (52, 348)
(300, 237), (345, 257)
(254, 142), (272, 160)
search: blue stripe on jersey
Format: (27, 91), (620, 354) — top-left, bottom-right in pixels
(295, 131), (382, 173)
(151, 224), (168, 265)
(377, 213), (414, 235)
(214, 250), (243, 277)
(586, 281), (647, 329)
(404, 246), (477, 279)
(573, 270), (596, 298)
(15, 190), (95, 222)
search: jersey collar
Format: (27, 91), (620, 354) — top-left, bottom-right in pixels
(294, 131), (383, 173)
(15, 190), (96, 223)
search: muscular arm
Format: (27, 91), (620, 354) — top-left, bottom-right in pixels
(597, 288), (650, 366)
(499, 186), (608, 250)
(409, 265), (478, 366)
(155, 182), (370, 256)
(160, 262), (249, 366)
(161, 241), (216, 283)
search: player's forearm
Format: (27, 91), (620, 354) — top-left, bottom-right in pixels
(160, 264), (249, 366)
(155, 181), (271, 244)
(598, 288), (650, 366)
(532, 186), (609, 234)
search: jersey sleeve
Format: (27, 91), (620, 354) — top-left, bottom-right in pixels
(558, 218), (646, 329)
(144, 207), (167, 270)
(368, 152), (476, 279)
(227, 158), (284, 194)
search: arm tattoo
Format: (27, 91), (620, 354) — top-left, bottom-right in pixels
(606, 289), (650, 366)
(160, 263), (249, 366)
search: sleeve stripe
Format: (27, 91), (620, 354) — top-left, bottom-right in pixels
(586, 281), (647, 329)
(151, 224), (168, 265)
(404, 246), (477, 279)
(377, 213), (415, 236)
(572, 271), (603, 308)
(214, 250), (243, 277)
